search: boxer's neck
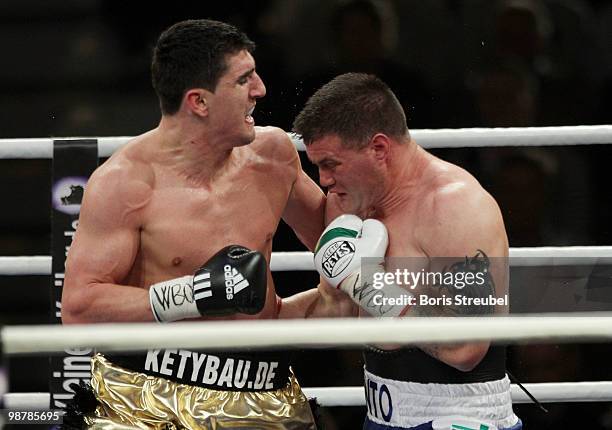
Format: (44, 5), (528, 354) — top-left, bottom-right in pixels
(371, 141), (427, 218)
(155, 117), (237, 183)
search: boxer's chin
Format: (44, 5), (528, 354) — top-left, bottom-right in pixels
(237, 128), (256, 147)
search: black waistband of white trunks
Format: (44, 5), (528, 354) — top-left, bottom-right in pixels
(103, 349), (291, 392)
(364, 344), (506, 384)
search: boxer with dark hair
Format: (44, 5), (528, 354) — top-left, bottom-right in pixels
(62, 19), (323, 429)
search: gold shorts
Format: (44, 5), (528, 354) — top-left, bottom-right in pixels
(86, 354), (317, 430)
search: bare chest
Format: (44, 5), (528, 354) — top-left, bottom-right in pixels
(138, 173), (292, 277)
(383, 208), (425, 259)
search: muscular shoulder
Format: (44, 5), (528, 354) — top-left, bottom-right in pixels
(82, 140), (154, 225)
(417, 159), (506, 254)
(250, 126), (298, 165)
(430, 163), (492, 216)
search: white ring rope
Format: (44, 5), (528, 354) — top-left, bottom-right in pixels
(2, 246), (612, 276)
(2, 313), (612, 354)
(0, 256), (51, 276)
(4, 381), (612, 410)
(1, 126), (611, 158)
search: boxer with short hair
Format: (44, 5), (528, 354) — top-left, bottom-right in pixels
(62, 19), (324, 429)
(289, 73), (521, 430)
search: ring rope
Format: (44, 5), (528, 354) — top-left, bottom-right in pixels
(2, 246), (612, 276)
(1, 125), (611, 159)
(4, 381), (612, 410)
(2, 314), (612, 355)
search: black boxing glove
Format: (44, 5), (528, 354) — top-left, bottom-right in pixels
(149, 245), (267, 322)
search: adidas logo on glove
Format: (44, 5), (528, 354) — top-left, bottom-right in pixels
(224, 264), (250, 300)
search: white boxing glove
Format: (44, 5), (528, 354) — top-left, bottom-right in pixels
(314, 214), (411, 317)
(314, 214), (386, 287)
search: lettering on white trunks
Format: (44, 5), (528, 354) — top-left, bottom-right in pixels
(144, 349), (277, 390)
(365, 375), (393, 422)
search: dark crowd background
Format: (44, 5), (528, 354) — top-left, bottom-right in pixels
(1, 0), (612, 428)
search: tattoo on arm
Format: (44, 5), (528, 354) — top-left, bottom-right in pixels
(415, 250), (496, 317)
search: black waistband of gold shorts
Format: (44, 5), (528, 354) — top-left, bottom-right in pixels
(103, 349), (291, 392)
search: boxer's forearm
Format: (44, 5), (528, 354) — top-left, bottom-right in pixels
(279, 285), (358, 319)
(278, 289), (320, 319)
(62, 282), (156, 323)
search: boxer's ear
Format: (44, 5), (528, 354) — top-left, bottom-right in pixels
(369, 133), (390, 161)
(185, 89), (208, 117)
